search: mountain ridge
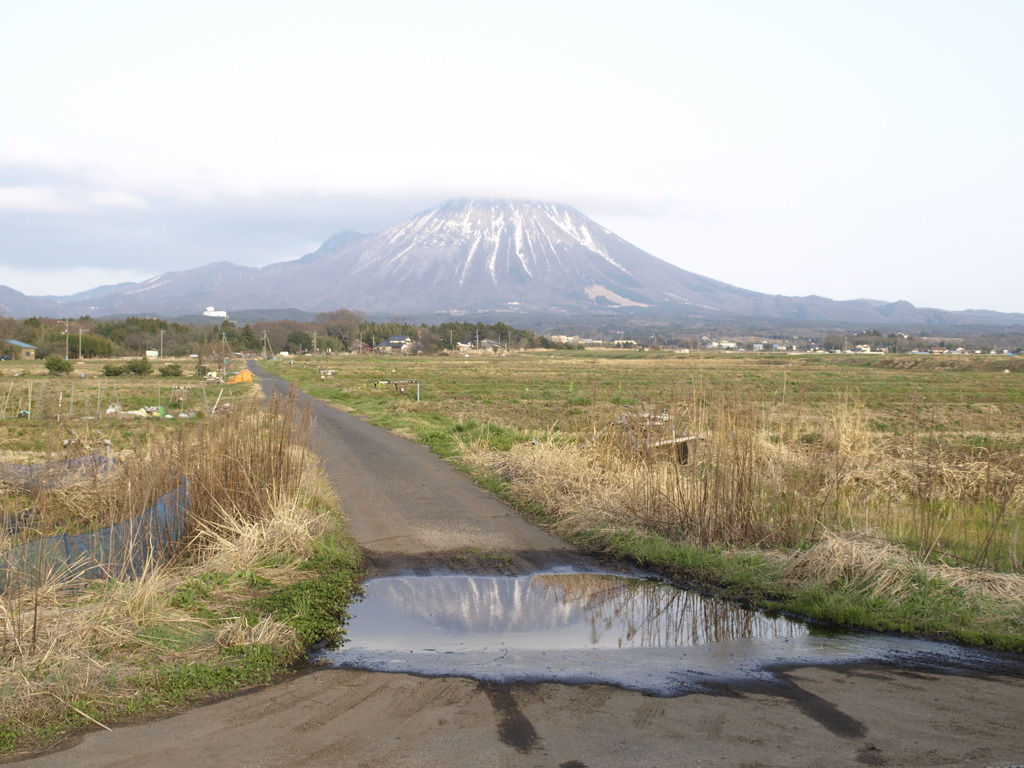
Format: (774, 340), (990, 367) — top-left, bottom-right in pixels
(1, 198), (1021, 328)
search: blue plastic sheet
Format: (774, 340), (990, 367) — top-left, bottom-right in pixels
(1, 480), (191, 591)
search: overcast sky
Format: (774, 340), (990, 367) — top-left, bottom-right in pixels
(1, 0), (1021, 313)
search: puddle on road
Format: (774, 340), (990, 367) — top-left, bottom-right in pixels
(312, 572), (1020, 695)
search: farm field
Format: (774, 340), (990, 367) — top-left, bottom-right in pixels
(265, 348), (1024, 437)
(264, 350), (1024, 647)
(0, 356), (256, 444)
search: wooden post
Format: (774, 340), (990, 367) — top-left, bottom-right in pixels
(2, 382), (12, 419)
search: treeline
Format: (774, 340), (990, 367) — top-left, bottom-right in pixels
(0, 310), (562, 358)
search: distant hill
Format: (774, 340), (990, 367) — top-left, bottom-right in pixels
(1, 199), (1021, 328)
(0, 285), (62, 318)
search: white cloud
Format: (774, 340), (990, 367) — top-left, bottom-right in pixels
(0, 185), (149, 212)
(0, 186), (70, 212)
(85, 190), (150, 210)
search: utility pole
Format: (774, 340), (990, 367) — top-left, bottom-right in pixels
(159, 329), (165, 358)
(78, 323), (83, 359)
(61, 318), (69, 359)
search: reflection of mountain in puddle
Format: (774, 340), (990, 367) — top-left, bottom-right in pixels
(357, 573), (807, 651)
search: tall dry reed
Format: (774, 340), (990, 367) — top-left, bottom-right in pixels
(471, 389), (1023, 572)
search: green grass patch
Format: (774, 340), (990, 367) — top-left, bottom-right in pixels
(139, 643), (297, 706)
(247, 561), (363, 647)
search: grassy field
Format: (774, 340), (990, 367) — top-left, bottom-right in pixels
(264, 348), (1024, 434)
(263, 350), (1024, 649)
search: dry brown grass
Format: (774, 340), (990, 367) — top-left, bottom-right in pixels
(783, 529), (1024, 602)
(193, 467), (334, 573)
(215, 615), (298, 651)
(0, 389), (333, 746)
(466, 389), (1023, 573)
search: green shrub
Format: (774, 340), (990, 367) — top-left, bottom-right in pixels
(124, 358), (153, 376)
(159, 363), (183, 377)
(102, 363), (126, 377)
(44, 354), (74, 376)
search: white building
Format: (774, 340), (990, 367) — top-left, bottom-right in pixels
(203, 306), (228, 318)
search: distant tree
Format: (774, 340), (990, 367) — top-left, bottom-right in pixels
(285, 330), (313, 353)
(77, 333), (115, 358)
(823, 333), (846, 351)
(316, 308), (365, 351)
(416, 328), (441, 354)
(239, 324), (259, 351)
(159, 363), (183, 377)
(217, 319), (240, 347)
(92, 316), (170, 354)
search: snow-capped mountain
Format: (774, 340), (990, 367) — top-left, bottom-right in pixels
(3, 198), (1022, 326)
(291, 198), (762, 315)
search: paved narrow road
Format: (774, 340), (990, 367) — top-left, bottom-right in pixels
(253, 363), (587, 575)
(8, 365), (1024, 768)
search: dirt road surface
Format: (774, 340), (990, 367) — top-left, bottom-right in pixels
(9, 365), (1024, 768)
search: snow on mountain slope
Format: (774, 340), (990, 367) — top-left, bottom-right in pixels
(293, 198), (751, 314)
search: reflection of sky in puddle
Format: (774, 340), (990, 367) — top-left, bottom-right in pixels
(333, 573), (807, 651)
(313, 572), (1021, 695)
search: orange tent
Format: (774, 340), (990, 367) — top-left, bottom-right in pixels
(227, 369), (254, 384)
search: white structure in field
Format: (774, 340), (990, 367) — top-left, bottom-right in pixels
(203, 306), (228, 318)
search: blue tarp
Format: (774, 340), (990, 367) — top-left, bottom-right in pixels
(1, 480), (191, 591)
